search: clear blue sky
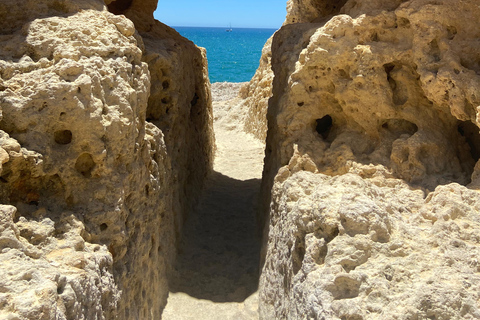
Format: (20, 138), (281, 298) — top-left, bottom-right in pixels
(154, 0), (286, 29)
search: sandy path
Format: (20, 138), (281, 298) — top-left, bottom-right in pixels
(162, 83), (264, 320)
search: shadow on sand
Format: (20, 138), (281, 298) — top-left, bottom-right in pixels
(168, 170), (262, 303)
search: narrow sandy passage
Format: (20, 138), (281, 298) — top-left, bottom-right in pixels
(162, 83), (264, 320)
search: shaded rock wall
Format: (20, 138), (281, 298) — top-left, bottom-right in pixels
(0, 0), (213, 319)
(106, 0), (215, 283)
(259, 0), (480, 318)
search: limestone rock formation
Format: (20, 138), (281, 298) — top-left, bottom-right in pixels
(259, 0), (480, 318)
(285, 0), (349, 25)
(242, 0), (355, 142)
(0, 0), (213, 319)
(106, 0), (215, 278)
(240, 36), (274, 141)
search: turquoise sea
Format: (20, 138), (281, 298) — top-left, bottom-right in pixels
(173, 27), (276, 83)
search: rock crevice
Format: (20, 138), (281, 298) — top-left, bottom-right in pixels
(255, 0), (480, 319)
(0, 0), (213, 319)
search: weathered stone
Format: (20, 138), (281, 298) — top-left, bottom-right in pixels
(240, 35), (274, 141)
(259, 0), (480, 319)
(107, 0), (215, 252)
(0, 0), (213, 319)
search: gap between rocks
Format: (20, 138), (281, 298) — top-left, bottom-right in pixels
(162, 83), (264, 320)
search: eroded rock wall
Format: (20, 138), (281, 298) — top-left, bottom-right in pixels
(106, 0), (214, 242)
(0, 0), (213, 319)
(240, 35), (274, 141)
(260, 0), (480, 318)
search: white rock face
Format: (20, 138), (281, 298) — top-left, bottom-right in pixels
(0, 204), (118, 319)
(0, 0), (213, 319)
(262, 170), (480, 319)
(258, 0), (480, 319)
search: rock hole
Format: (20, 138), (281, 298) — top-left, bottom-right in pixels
(22, 273), (33, 282)
(381, 119), (418, 137)
(429, 39), (441, 62)
(397, 17), (411, 28)
(447, 25), (457, 40)
(297, 102), (304, 107)
(57, 282), (65, 294)
(384, 63), (408, 105)
(315, 115), (333, 139)
(383, 266), (394, 281)
(162, 80), (170, 89)
(190, 93), (199, 107)
(341, 262), (358, 273)
(458, 120), (480, 162)
(330, 275), (361, 300)
(54, 130), (72, 145)
(107, 0), (133, 15)
(161, 97), (171, 104)
(338, 69), (351, 80)
(384, 63), (396, 88)
(75, 153), (95, 178)
(292, 236), (306, 275)
(316, 225), (339, 243)
(326, 226), (339, 243)
(0, 169), (11, 183)
(100, 223), (108, 231)
(314, 240), (328, 265)
(460, 56), (480, 74)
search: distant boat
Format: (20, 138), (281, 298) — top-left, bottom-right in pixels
(226, 23), (233, 32)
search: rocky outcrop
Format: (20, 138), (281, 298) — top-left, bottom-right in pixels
(285, 0), (349, 24)
(259, 0), (480, 319)
(0, 0), (213, 319)
(240, 36), (274, 141)
(106, 0), (215, 279)
(240, 0), (353, 142)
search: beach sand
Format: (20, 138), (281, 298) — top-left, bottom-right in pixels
(211, 81), (247, 101)
(162, 82), (264, 320)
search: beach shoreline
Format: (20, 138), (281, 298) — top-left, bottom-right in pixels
(211, 81), (248, 102)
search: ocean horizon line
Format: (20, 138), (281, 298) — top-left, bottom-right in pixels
(172, 25), (279, 31)
(174, 26), (276, 82)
